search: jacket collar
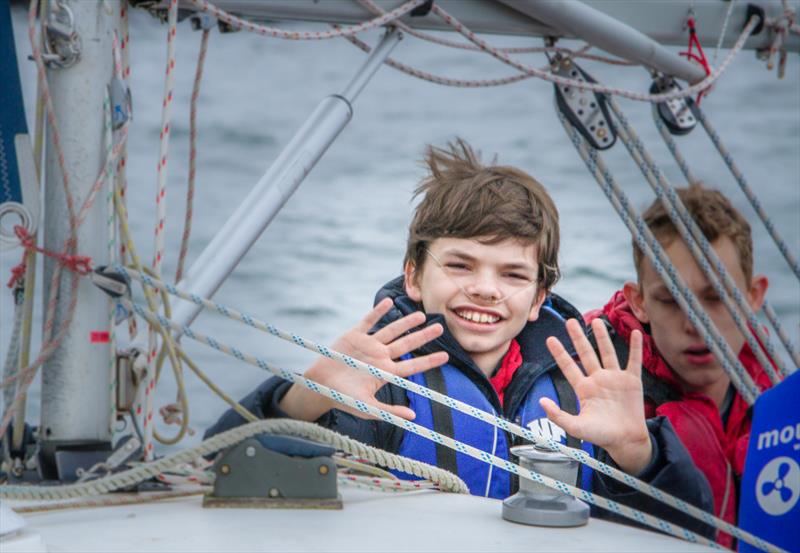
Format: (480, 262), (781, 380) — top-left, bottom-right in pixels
(373, 276), (581, 414)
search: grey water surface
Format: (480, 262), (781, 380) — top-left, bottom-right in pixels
(2, 6), (798, 445)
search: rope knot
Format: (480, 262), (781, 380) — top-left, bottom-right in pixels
(7, 260), (27, 289)
(13, 225), (94, 276)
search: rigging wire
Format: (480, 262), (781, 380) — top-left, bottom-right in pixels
(556, 112), (761, 405)
(609, 98), (783, 384)
(652, 107), (799, 373)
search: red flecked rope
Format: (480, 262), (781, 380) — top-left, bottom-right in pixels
(356, 0), (634, 66)
(189, 0), (426, 40)
(430, 4), (758, 103)
(1, 1), (131, 440)
(175, 28), (210, 283)
(13, 226), (93, 275)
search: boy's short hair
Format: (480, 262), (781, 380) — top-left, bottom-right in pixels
(404, 139), (561, 291)
(633, 185), (754, 282)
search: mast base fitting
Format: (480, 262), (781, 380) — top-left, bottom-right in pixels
(203, 434), (342, 510)
(502, 445), (589, 527)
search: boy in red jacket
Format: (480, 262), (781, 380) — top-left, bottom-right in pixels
(585, 185), (774, 548)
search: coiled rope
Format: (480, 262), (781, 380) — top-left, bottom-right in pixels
(0, 419), (468, 500)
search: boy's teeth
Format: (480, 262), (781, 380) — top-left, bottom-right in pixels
(457, 310), (499, 324)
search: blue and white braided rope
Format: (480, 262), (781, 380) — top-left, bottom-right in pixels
(119, 266), (751, 542)
(123, 297), (730, 549)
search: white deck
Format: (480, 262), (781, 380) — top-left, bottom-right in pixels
(3, 488), (715, 552)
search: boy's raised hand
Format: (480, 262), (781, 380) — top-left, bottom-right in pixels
(540, 318), (652, 475)
(279, 298), (449, 422)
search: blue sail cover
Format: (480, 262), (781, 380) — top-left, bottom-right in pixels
(739, 371), (799, 552)
(0, 0), (28, 206)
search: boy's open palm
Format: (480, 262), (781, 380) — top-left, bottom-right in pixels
(281, 298), (449, 422)
(541, 318), (653, 475)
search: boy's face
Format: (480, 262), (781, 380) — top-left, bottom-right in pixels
(404, 237), (546, 375)
(623, 236), (768, 400)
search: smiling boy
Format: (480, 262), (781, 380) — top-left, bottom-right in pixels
(585, 186), (774, 546)
(207, 140), (712, 531)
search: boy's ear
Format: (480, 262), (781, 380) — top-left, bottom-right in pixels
(527, 288), (548, 322)
(404, 260), (422, 302)
(622, 281), (650, 324)
(747, 274), (769, 312)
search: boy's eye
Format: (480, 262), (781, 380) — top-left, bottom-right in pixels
(505, 272), (531, 282)
(445, 262), (470, 271)
(655, 296), (676, 305)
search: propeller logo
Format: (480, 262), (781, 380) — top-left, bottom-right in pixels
(755, 456), (800, 516)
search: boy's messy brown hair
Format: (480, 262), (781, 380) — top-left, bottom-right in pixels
(405, 139), (561, 291)
(633, 185), (754, 282)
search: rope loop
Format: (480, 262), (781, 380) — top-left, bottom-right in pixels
(680, 17), (712, 103)
(13, 226), (93, 276)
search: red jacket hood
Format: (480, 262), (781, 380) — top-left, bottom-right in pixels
(585, 290), (774, 395)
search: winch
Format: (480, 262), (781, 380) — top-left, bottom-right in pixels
(502, 445), (590, 527)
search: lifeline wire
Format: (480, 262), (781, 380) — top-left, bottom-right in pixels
(117, 267), (770, 549)
(651, 106), (799, 373)
(608, 98), (783, 384)
(116, 295), (784, 553)
(556, 112), (760, 405)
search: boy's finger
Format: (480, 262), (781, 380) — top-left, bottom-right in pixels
(356, 298), (395, 333)
(546, 336), (584, 387)
(625, 329), (643, 378)
(372, 310), (427, 344)
(395, 351), (449, 378)
(374, 401), (417, 421)
(565, 319), (601, 375)
(539, 398), (581, 440)
(386, 323), (444, 359)
(591, 318), (620, 371)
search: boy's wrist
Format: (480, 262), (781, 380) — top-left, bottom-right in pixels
(604, 429), (653, 476)
(278, 383), (333, 421)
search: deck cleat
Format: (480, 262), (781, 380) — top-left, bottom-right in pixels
(502, 445), (590, 527)
(203, 434), (342, 510)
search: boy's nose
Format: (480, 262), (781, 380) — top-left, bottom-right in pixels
(465, 272), (502, 303)
(682, 315), (700, 337)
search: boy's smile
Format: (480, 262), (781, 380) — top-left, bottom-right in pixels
(404, 237), (546, 376)
(624, 236), (768, 406)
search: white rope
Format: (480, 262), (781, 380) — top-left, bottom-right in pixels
(0, 419), (468, 499)
(713, 0), (737, 65)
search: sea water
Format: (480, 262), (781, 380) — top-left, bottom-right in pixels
(2, 7), (798, 443)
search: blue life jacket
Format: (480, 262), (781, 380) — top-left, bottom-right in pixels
(394, 303), (595, 499)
